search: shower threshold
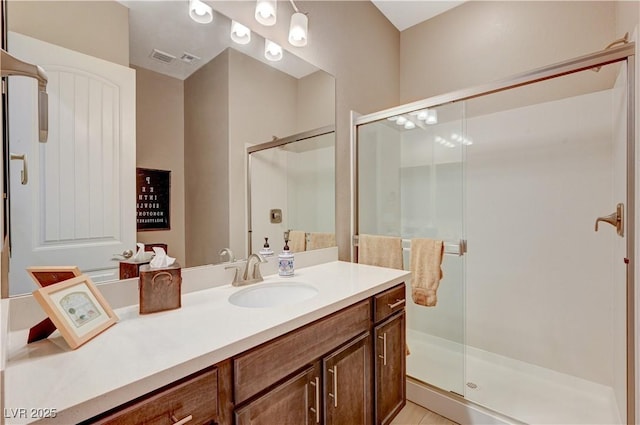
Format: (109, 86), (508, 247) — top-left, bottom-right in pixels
(406, 330), (621, 424)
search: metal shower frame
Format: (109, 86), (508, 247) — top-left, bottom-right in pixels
(351, 42), (636, 423)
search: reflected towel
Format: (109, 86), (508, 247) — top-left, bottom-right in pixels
(358, 234), (403, 270)
(308, 232), (336, 250)
(288, 230), (307, 253)
(410, 238), (444, 307)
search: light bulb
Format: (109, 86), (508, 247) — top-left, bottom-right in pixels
(404, 121), (416, 130)
(265, 39), (283, 61)
(396, 116), (407, 125)
(288, 12), (308, 47)
(189, 0), (212, 24)
(417, 111), (428, 120)
(231, 20), (251, 45)
(426, 109), (438, 125)
(255, 0), (277, 26)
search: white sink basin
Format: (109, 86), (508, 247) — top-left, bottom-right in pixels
(228, 281), (319, 308)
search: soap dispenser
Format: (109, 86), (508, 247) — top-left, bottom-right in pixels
(278, 233), (294, 277)
(259, 237), (274, 257)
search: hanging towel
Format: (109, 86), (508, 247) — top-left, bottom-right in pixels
(307, 232), (336, 250)
(358, 234), (403, 270)
(288, 230), (307, 253)
(410, 238), (444, 307)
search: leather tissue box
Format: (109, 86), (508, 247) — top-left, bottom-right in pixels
(139, 263), (182, 314)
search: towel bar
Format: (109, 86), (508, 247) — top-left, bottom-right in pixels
(352, 235), (466, 256)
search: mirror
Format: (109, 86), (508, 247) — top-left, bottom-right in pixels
(4, 0), (335, 296)
(248, 126), (336, 256)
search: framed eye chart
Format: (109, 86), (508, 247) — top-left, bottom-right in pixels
(136, 168), (171, 231)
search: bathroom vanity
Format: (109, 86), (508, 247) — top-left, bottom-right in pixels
(2, 261), (410, 425)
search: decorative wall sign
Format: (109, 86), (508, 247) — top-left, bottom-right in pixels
(136, 168), (171, 231)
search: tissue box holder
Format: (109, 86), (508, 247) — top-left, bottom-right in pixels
(139, 263), (182, 314)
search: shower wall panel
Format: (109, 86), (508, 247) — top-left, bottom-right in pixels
(465, 89), (615, 386)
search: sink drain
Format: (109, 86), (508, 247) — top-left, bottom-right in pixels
(466, 382), (478, 389)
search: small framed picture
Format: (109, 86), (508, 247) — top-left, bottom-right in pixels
(32, 275), (118, 350)
(27, 266), (82, 288)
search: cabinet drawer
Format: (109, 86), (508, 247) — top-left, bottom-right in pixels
(234, 299), (371, 405)
(91, 368), (218, 425)
(373, 283), (406, 323)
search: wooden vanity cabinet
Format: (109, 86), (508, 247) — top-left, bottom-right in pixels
(85, 361), (233, 425)
(373, 284), (407, 425)
(323, 332), (372, 425)
(235, 363), (320, 425)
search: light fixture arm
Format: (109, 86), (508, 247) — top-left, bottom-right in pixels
(289, 0), (300, 13)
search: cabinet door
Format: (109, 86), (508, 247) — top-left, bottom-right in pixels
(235, 363), (320, 425)
(324, 332), (372, 425)
(374, 311), (406, 425)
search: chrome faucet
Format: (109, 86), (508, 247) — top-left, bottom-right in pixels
(226, 253), (267, 286)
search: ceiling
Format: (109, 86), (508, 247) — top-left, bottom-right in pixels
(121, 1), (465, 80)
(371, 0), (465, 31)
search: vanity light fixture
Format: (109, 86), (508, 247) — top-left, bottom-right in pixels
(404, 121), (416, 130)
(189, 0), (213, 24)
(255, 0), (277, 26)
(425, 109), (438, 125)
(288, 10), (308, 47)
(265, 39), (283, 61)
(231, 20), (251, 45)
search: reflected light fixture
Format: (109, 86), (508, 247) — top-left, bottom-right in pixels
(265, 39), (283, 61)
(288, 11), (308, 47)
(426, 109), (438, 125)
(231, 20), (251, 45)
(255, 0), (277, 26)
(189, 0), (213, 24)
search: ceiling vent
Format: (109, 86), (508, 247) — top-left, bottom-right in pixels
(150, 49), (176, 64)
(180, 52), (201, 64)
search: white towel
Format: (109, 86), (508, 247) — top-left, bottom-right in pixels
(357, 234), (403, 270)
(410, 238), (444, 307)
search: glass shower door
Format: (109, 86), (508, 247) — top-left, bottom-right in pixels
(356, 102), (466, 396)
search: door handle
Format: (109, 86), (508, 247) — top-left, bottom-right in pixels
(595, 203), (624, 237)
(10, 153), (28, 185)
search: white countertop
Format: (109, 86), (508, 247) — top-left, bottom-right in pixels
(3, 261), (410, 424)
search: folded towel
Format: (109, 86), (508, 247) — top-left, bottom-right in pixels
(308, 232), (336, 250)
(358, 234), (403, 270)
(410, 238), (444, 307)
(288, 230), (307, 253)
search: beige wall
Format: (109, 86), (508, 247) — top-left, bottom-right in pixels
(184, 50), (231, 267)
(208, 1), (401, 260)
(400, 1), (617, 103)
(297, 70), (336, 133)
(7, 0), (129, 67)
(134, 66), (186, 266)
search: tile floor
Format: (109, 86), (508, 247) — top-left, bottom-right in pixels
(390, 401), (459, 425)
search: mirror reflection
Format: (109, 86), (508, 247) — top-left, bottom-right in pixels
(5, 1), (335, 296)
(248, 126), (336, 256)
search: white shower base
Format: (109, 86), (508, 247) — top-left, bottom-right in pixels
(406, 329), (621, 424)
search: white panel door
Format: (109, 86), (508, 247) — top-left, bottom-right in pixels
(8, 32), (135, 295)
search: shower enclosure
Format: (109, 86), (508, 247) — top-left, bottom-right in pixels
(354, 44), (635, 424)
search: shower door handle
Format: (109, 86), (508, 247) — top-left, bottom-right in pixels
(595, 203), (624, 237)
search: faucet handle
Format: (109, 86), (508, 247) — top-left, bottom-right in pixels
(225, 264), (242, 284)
(251, 254), (268, 281)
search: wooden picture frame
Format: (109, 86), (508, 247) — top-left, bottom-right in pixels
(27, 266), (82, 288)
(32, 275), (118, 350)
